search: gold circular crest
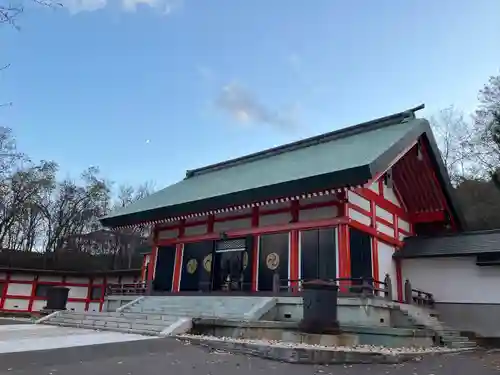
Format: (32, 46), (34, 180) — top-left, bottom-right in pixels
(242, 251), (249, 270)
(203, 254), (212, 272)
(266, 252), (279, 270)
(186, 258), (198, 274)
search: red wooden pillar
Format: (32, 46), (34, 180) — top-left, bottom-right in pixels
(27, 275), (38, 313)
(337, 223), (351, 292)
(147, 228), (159, 293)
(99, 275), (106, 312)
(172, 221), (186, 292)
(84, 277), (93, 312)
(251, 207), (259, 292)
(0, 272), (9, 310)
(289, 201), (300, 292)
(370, 200), (380, 282)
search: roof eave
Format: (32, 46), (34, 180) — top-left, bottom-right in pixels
(100, 165), (373, 228)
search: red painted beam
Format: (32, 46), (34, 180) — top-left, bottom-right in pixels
(156, 200), (341, 232)
(158, 217), (347, 246)
(410, 210), (446, 223)
(355, 188), (409, 220)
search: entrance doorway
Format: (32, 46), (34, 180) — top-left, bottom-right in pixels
(213, 250), (245, 291)
(211, 237), (251, 292)
(349, 228), (373, 285)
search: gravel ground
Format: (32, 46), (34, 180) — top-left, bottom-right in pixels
(0, 338), (499, 375)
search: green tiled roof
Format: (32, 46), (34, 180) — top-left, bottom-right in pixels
(101, 105), (459, 228)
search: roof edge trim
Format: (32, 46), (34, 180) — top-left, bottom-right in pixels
(185, 104), (425, 179)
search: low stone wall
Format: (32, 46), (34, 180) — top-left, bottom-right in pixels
(178, 334), (464, 364)
(192, 319), (434, 348)
(265, 296), (409, 328)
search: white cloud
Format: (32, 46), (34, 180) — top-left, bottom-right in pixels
(122, 0), (181, 13)
(60, 0), (182, 14)
(215, 82), (300, 129)
(61, 0), (107, 14)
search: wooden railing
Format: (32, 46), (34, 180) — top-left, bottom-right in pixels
(274, 274), (395, 301)
(404, 279), (435, 307)
(104, 276), (434, 308)
(106, 282), (147, 296)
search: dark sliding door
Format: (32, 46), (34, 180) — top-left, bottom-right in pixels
(152, 245), (176, 292)
(212, 236), (254, 292)
(300, 228), (336, 281)
(179, 240), (214, 291)
(258, 233), (289, 291)
(349, 228), (372, 284)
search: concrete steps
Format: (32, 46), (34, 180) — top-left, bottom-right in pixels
(124, 296), (276, 321)
(39, 311), (192, 337)
(397, 304), (475, 349)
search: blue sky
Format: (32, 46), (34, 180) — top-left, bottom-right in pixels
(2, 0), (500, 189)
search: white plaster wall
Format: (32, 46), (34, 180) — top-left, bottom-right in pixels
(259, 212), (291, 226)
(6, 283), (32, 296)
(376, 222), (394, 237)
(68, 286), (88, 299)
(158, 228), (178, 240)
(347, 191), (370, 211)
(377, 241), (397, 298)
(367, 182), (379, 194)
(32, 300), (46, 311)
(184, 224), (207, 236)
(382, 183), (401, 207)
(88, 302), (101, 312)
(66, 301), (86, 312)
(398, 218), (411, 232)
(213, 217), (252, 232)
(375, 206), (393, 223)
(298, 206), (338, 221)
(348, 208), (370, 226)
(402, 257), (500, 304)
(3, 299), (29, 311)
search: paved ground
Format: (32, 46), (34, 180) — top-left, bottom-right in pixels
(0, 318), (29, 325)
(0, 324), (155, 354)
(0, 337), (499, 375)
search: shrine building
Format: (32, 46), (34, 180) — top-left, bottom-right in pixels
(100, 105), (464, 301)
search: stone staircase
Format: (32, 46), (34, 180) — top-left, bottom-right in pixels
(39, 310), (192, 336)
(396, 303), (475, 349)
(39, 296), (277, 337)
(124, 296), (277, 321)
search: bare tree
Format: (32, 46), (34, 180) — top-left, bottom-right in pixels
(430, 106), (476, 183)
(472, 74), (500, 187)
(1, 0), (60, 27)
(40, 166), (111, 253)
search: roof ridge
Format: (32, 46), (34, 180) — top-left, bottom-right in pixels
(185, 104), (425, 179)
